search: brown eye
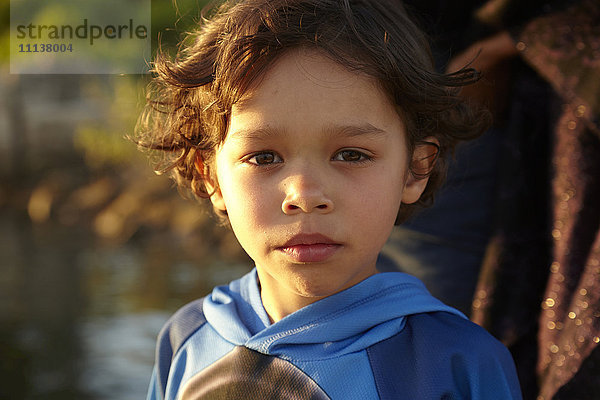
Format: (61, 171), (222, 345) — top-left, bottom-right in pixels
(247, 151), (282, 165)
(333, 149), (372, 163)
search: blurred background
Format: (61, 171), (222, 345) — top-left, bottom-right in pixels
(0, 1), (252, 399)
(3, 1), (599, 399)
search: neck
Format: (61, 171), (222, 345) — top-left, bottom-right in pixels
(256, 269), (326, 323)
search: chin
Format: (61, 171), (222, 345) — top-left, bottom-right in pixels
(287, 272), (348, 299)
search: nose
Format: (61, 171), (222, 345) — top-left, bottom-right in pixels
(281, 174), (334, 215)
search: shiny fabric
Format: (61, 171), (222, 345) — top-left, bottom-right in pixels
(471, 1), (600, 398)
(147, 270), (521, 399)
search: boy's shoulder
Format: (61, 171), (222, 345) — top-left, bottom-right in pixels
(150, 292), (522, 399)
(367, 311), (522, 399)
(369, 310), (513, 365)
(159, 298), (208, 351)
(405, 310), (507, 352)
(153, 298), (208, 397)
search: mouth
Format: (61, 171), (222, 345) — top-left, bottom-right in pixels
(277, 233), (342, 263)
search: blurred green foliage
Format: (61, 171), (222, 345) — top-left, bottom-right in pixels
(152, 0), (212, 54)
(1, 0), (212, 65)
(73, 76), (148, 169)
(0, 1), (9, 62)
(0, 5), (248, 399)
(71, 0), (211, 168)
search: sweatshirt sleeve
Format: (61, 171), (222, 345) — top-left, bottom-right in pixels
(146, 367), (160, 400)
(433, 311), (522, 399)
(465, 330), (523, 399)
(367, 311), (522, 399)
(146, 298), (208, 400)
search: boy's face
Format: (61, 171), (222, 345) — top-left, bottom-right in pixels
(208, 49), (429, 318)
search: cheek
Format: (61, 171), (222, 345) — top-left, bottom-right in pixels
(221, 175), (277, 229)
(354, 194), (399, 232)
(350, 171), (404, 236)
(223, 182), (282, 262)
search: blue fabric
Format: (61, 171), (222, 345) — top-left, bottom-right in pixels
(153, 298), (207, 398)
(147, 269), (522, 399)
(367, 312), (522, 399)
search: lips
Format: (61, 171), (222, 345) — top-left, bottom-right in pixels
(277, 233), (341, 263)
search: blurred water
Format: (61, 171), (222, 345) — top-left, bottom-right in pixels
(0, 70), (255, 400)
(79, 312), (168, 399)
(0, 208), (251, 400)
(0, 45), (249, 399)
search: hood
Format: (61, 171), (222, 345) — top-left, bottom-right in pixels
(203, 269), (464, 361)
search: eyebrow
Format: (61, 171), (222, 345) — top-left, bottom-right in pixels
(228, 123), (387, 141)
(324, 123), (387, 139)
(227, 127), (281, 141)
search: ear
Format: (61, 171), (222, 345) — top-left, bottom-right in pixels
(401, 138), (440, 204)
(195, 154), (227, 212)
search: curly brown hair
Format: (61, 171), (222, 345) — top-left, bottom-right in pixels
(135, 0), (490, 224)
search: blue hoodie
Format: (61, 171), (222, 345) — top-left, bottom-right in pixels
(147, 270), (522, 399)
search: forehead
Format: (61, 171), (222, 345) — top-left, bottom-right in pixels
(237, 48), (365, 103)
(227, 48), (406, 140)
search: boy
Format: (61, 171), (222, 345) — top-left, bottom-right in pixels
(138, 0), (522, 398)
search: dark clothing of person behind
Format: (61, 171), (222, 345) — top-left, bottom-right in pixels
(379, 1), (600, 398)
